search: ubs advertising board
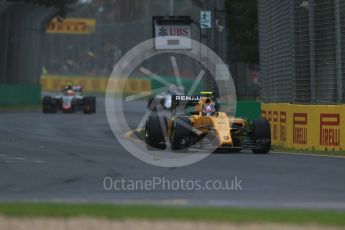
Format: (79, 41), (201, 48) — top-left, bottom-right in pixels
(153, 16), (192, 50)
(261, 103), (345, 151)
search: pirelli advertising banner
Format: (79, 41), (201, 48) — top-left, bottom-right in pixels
(261, 103), (345, 151)
(47, 18), (96, 34)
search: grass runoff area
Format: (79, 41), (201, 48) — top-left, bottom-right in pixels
(0, 203), (344, 227)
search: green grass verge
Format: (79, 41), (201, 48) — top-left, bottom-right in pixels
(272, 145), (345, 157)
(0, 203), (344, 226)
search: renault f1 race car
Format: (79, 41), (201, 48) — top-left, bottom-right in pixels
(145, 93), (271, 154)
(147, 84), (184, 110)
(42, 84), (96, 114)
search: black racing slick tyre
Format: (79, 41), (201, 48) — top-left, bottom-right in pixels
(91, 96), (96, 113)
(83, 96), (96, 114)
(42, 96), (57, 113)
(251, 118), (271, 154)
(171, 117), (193, 150)
(145, 113), (167, 150)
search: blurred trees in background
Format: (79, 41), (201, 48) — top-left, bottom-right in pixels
(225, 0), (258, 65)
(8, 0), (76, 17)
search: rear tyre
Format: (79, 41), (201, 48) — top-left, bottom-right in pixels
(251, 118), (271, 154)
(42, 96), (57, 113)
(171, 117), (193, 150)
(145, 113), (167, 150)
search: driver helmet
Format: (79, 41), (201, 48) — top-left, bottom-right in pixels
(202, 98), (216, 116)
(66, 89), (75, 96)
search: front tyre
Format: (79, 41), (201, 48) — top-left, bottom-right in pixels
(145, 113), (167, 150)
(91, 96), (96, 113)
(83, 96), (96, 114)
(251, 118), (271, 154)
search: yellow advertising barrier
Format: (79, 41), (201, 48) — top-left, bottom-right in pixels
(41, 75), (151, 94)
(262, 103), (345, 151)
(47, 18), (96, 34)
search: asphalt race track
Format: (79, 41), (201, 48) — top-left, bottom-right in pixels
(1, 95), (345, 210)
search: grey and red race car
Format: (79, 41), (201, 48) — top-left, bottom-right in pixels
(42, 84), (96, 114)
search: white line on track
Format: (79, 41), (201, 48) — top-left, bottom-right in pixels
(2, 160), (45, 163)
(1, 157), (25, 160)
(275, 151), (345, 159)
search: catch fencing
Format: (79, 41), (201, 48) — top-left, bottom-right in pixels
(0, 1), (56, 84)
(258, 0), (345, 104)
(0, 0), (57, 105)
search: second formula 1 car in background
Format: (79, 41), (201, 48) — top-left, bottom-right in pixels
(147, 84), (184, 110)
(42, 84), (96, 114)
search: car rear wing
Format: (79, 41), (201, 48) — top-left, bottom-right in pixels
(171, 95), (204, 116)
(172, 95), (201, 107)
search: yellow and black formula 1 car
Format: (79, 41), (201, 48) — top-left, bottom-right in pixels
(145, 93), (271, 154)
